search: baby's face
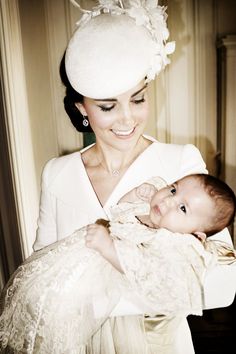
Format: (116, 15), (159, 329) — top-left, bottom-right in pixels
(149, 176), (215, 234)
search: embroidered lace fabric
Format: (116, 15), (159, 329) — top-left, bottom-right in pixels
(0, 176), (235, 353)
(0, 228), (124, 353)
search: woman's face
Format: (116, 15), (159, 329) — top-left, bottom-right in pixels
(77, 80), (149, 151)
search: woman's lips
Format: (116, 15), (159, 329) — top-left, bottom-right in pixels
(111, 127), (135, 137)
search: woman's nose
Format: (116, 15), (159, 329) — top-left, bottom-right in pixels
(120, 105), (133, 124)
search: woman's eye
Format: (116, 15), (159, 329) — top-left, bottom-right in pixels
(133, 97), (145, 105)
(98, 105), (115, 112)
(179, 204), (186, 213)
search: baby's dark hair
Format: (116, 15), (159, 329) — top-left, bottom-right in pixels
(59, 52), (93, 133)
(194, 174), (236, 236)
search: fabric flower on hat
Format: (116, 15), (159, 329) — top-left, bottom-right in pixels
(127, 0), (168, 38)
(74, 0), (125, 27)
(99, 0), (125, 14)
(127, 4), (150, 26)
(125, 0), (175, 79)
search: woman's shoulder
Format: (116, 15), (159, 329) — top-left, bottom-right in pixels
(149, 138), (198, 154)
(141, 136), (206, 182)
(44, 150), (82, 171)
(41, 151), (83, 186)
(145, 137), (203, 167)
(144, 134), (198, 151)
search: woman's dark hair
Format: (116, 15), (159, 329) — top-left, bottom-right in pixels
(59, 52), (93, 133)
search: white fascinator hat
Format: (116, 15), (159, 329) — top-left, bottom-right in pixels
(65, 0), (175, 99)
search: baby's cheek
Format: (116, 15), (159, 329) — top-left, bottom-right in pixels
(162, 214), (179, 231)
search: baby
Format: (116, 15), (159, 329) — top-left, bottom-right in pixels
(1, 174), (235, 354)
(86, 173), (236, 272)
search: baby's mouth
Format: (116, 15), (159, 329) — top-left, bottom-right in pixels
(153, 204), (161, 215)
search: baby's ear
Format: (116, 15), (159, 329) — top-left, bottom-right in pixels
(194, 231), (207, 242)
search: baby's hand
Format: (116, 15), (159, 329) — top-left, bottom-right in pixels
(85, 223), (113, 254)
(136, 183), (157, 202)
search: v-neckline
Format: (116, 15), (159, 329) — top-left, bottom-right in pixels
(78, 138), (157, 210)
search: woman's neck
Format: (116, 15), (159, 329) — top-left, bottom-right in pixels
(81, 136), (152, 206)
(93, 136), (151, 176)
(96, 149), (135, 177)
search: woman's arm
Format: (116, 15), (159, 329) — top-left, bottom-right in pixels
(204, 263), (236, 308)
(180, 144), (236, 309)
(203, 228), (236, 308)
(33, 159), (57, 251)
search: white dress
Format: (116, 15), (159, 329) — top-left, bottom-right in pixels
(2, 182), (235, 354)
(1, 176), (236, 354)
(30, 137), (236, 353)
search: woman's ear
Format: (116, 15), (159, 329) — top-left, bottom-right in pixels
(194, 231), (207, 242)
(75, 102), (87, 116)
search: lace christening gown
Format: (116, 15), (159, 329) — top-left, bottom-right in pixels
(1, 179), (235, 354)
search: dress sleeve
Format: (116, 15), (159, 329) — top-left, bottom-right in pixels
(113, 230), (214, 317)
(202, 228), (236, 309)
(33, 159), (57, 251)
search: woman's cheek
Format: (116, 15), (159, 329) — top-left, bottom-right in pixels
(137, 104), (149, 122)
(88, 110), (115, 129)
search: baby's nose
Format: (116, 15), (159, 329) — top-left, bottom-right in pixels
(163, 196), (177, 209)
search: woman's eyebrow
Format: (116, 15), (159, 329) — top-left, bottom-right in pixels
(94, 84), (148, 102)
(131, 84), (148, 98)
(94, 98), (117, 102)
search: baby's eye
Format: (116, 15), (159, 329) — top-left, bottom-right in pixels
(170, 186), (176, 195)
(98, 104), (115, 112)
(179, 204), (186, 213)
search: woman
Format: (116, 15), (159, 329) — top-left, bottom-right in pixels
(33, 1), (235, 353)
